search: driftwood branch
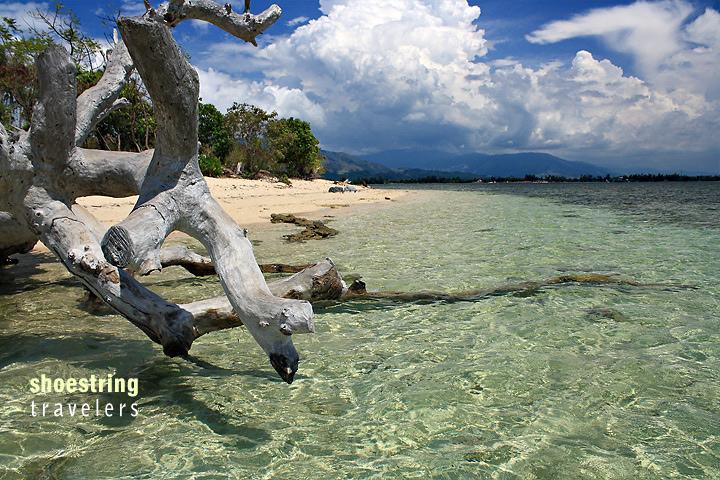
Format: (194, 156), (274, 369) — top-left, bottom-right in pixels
(75, 41), (134, 146)
(157, 0), (281, 46)
(98, 13), (308, 383)
(30, 46), (76, 169)
(185, 258), (345, 336)
(67, 148), (152, 198)
(0, 2), (318, 383)
(18, 46), (196, 355)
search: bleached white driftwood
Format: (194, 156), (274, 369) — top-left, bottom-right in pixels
(156, 0), (281, 46)
(97, 14), (311, 382)
(184, 258), (345, 336)
(0, 1), (321, 383)
(75, 41), (134, 146)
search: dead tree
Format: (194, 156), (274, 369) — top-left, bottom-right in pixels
(0, 1), (327, 383)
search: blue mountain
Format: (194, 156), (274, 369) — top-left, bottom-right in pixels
(321, 150), (477, 181)
(361, 150), (612, 177)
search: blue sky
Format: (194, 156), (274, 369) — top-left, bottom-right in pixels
(2, 0), (719, 172)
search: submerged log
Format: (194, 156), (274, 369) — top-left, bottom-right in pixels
(328, 273), (695, 307)
(158, 245), (313, 276)
(270, 213), (339, 242)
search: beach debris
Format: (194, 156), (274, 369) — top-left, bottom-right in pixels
(328, 185), (358, 193)
(329, 179), (360, 193)
(270, 213), (339, 241)
(320, 204), (350, 209)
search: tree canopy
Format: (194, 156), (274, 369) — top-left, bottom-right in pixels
(0, 4), (325, 178)
(223, 103), (323, 178)
(270, 117), (324, 178)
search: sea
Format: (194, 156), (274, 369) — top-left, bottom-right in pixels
(0, 181), (718, 479)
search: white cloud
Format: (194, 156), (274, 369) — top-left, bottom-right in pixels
(196, 67), (326, 127)
(527, 1), (720, 98)
(287, 16), (309, 27)
(119, 0), (147, 17)
(527, 1), (692, 76)
(0, 2), (53, 32)
(488, 51), (715, 157)
(189, 19), (210, 31)
(195, 0), (720, 171)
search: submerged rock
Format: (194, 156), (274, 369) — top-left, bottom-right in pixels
(585, 307), (629, 322)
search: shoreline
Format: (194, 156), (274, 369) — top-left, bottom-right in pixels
(32, 178), (418, 253)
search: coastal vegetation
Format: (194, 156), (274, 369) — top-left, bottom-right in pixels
(0, 6), (324, 180)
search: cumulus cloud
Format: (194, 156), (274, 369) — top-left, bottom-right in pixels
(489, 51), (716, 155)
(195, 0), (719, 170)
(197, 68), (326, 127)
(0, 2), (53, 32)
(527, 1), (692, 76)
(527, 1), (720, 98)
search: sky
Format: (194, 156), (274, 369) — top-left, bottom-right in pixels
(1, 0), (719, 172)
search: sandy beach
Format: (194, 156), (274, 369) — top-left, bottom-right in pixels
(77, 177), (410, 226)
(29, 178), (413, 252)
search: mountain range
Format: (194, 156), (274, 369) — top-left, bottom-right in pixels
(322, 149), (611, 181)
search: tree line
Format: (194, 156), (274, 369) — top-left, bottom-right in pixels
(0, 6), (323, 179)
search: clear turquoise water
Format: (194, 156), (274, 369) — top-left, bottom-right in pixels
(0, 182), (719, 479)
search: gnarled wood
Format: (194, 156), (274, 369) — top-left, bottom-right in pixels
(157, 0), (281, 46)
(0, 1), (320, 383)
(99, 11), (310, 383)
(75, 41), (134, 146)
(17, 46), (196, 356)
(185, 258), (344, 336)
(159, 245), (216, 275)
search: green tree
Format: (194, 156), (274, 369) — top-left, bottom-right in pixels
(30, 2), (101, 69)
(0, 2), (102, 128)
(224, 102), (278, 175)
(0, 17), (51, 127)
(84, 76), (156, 152)
(268, 117), (324, 178)
(198, 153), (222, 177)
(198, 101), (232, 161)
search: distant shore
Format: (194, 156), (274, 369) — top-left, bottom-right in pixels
(31, 178), (414, 253)
(360, 173), (720, 185)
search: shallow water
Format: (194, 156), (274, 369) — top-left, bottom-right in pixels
(1, 182), (719, 479)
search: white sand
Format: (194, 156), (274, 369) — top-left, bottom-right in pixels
(32, 178), (412, 252)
